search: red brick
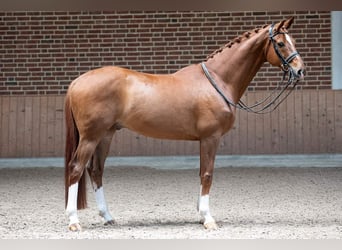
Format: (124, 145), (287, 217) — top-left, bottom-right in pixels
(0, 10), (331, 96)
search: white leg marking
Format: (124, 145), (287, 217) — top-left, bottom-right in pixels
(95, 187), (113, 222)
(198, 185), (215, 226)
(198, 195), (215, 225)
(66, 183), (79, 226)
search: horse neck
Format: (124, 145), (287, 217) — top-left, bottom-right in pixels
(205, 28), (269, 102)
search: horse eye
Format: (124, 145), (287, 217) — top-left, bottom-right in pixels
(277, 42), (285, 47)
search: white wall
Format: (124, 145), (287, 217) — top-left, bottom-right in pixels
(332, 11), (342, 90)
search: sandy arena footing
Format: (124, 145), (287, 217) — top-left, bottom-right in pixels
(0, 155), (342, 239)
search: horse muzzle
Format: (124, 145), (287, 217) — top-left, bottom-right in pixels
(293, 68), (305, 81)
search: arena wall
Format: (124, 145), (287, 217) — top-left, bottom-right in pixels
(1, 11), (340, 157)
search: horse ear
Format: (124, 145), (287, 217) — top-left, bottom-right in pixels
(275, 19), (286, 32)
(284, 16), (295, 29)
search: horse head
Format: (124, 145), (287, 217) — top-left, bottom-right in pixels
(265, 17), (305, 81)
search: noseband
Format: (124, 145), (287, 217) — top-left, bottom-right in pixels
(201, 23), (301, 114)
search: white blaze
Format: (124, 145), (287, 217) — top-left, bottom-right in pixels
(285, 34), (294, 48)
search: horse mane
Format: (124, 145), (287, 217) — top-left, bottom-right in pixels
(206, 24), (269, 60)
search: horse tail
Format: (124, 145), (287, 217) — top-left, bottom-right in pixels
(64, 94), (87, 209)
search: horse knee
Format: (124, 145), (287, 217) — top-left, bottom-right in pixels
(201, 172), (213, 184)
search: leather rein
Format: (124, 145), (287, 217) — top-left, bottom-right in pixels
(201, 24), (300, 114)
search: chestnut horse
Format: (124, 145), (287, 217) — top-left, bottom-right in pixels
(65, 17), (305, 231)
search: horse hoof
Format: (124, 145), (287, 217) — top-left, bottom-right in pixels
(204, 221), (218, 230)
(104, 220), (116, 226)
(69, 223), (82, 232)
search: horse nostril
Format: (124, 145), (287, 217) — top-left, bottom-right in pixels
(297, 69), (305, 78)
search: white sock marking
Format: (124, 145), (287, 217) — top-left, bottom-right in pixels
(198, 185), (215, 225)
(66, 183), (79, 225)
(95, 186), (113, 222)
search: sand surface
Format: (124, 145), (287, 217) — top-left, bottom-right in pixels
(1, 166), (342, 239)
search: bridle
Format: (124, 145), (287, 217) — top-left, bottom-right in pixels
(268, 23), (300, 80)
(201, 23), (301, 114)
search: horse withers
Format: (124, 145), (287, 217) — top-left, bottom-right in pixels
(64, 17), (305, 231)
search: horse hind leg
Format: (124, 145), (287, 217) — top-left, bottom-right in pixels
(66, 138), (98, 231)
(87, 131), (115, 226)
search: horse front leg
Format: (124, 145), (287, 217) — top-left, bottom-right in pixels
(198, 135), (220, 230)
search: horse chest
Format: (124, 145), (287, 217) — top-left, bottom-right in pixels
(196, 107), (235, 138)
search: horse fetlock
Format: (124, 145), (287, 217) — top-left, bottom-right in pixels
(98, 209), (113, 222)
(66, 208), (79, 224)
(199, 209), (217, 230)
(198, 194), (217, 229)
(200, 210), (218, 230)
(66, 205), (81, 232)
(95, 186), (113, 222)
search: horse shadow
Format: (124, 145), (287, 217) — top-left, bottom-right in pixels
(87, 219), (202, 230)
(86, 216), (342, 231)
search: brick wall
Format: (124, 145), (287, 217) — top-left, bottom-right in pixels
(0, 11), (331, 96)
